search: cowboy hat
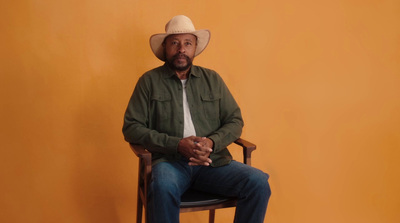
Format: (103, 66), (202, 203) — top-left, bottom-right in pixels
(150, 15), (211, 61)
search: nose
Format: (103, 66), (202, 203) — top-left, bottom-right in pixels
(177, 43), (185, 53)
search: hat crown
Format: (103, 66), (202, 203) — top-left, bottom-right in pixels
(165, 15), (196, 34)
(150, 15), (210, 61)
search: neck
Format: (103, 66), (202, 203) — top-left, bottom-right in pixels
(175, 69), (190, 80)
(165, 62), (192, 80)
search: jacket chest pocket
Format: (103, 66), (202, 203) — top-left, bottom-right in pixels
(151, 94), (172, 121)
(201, 93), (221, 121)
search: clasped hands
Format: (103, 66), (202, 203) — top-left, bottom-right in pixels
(177, 136), (213, 166)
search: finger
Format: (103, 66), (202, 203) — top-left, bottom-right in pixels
(193, 149), (211, 156)
(190, 156), (212, 164)
(192, 151), (211, 160)
(189, 161), (210, 166)
(195, 143), (213, 152)
(197, 137), (213, 148)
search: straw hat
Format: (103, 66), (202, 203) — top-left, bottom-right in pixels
(150, 15), (211, 61)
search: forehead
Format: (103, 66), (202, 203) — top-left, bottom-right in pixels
(165, 33), (197, 42)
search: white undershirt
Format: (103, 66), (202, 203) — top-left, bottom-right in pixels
(181, 79), (196, 138)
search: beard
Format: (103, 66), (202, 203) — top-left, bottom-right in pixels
(166, 53), (193, 71)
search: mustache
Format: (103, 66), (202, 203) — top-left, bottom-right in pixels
(172, 53), (190, 60)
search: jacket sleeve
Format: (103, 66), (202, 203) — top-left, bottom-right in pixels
(122, 76), (181, 154)
(207, 74), (244, 153)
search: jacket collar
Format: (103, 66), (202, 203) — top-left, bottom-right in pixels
(162, 63), (201, 79)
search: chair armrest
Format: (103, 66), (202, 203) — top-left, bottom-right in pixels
(130, 139), (256, 166)
(130, 143), (152, 162)
(129, 143), (152, 175)
(233, 138), (256, 166)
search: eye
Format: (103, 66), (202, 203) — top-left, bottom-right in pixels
(185, 42), (192, 46)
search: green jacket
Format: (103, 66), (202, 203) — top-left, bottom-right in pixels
(122, 64), (244, 167)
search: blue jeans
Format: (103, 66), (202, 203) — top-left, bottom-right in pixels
(148, 159), (271, 223)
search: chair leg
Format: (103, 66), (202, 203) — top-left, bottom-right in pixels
(137, 205), (142, 223)
(209, 209), (215, 223)
(137, 194), (143, 223)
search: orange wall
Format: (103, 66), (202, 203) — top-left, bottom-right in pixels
(1, 1), (399, 222)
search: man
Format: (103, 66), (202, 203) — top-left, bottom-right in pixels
(123, 15), (271, 223)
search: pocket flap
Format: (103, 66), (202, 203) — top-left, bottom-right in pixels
(151, 94), (171, 101)
(201, 93), (221, 101)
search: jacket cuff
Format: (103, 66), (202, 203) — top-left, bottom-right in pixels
(207, 135), (221, 152)
(166, 136), (181, 153)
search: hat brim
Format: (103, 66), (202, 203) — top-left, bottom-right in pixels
(150, 29), (210, 61)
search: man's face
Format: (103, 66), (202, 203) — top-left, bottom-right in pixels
(163, 34), (197, 71)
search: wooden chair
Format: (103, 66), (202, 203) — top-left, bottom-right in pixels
(130, 138), (256, 223)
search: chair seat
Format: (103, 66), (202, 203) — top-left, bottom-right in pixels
(181, 189), (236, 208)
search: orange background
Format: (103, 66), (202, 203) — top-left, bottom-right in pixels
(1, 0), (399, 223)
